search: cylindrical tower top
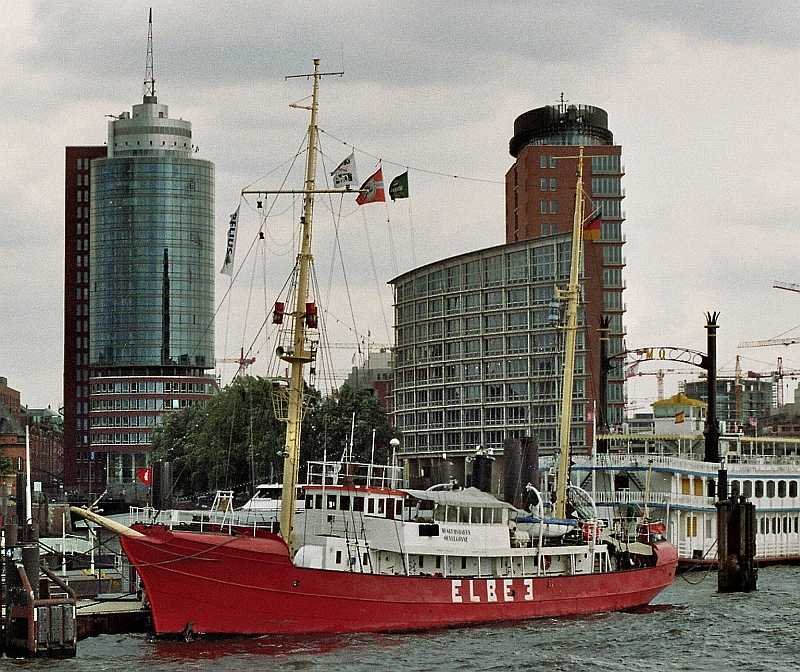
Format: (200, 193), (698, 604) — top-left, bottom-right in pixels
(107, 99), (193, 159)
(509, 104), (613, 157)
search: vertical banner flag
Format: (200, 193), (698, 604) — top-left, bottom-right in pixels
(356, 167), (386, 205)
(331, 152), (358, 188)
(389, 171), (409, 201)
(582, 206), (602, 241)
(220, 205), (240, 276)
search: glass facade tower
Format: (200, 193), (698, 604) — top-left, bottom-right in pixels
(87, 94), (216, 495)
(90, 156), (214, 367)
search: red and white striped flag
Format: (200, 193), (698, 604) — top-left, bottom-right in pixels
(356, 167), (385, 205)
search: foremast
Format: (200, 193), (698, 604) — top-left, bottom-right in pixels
(554, 146), (586, 520)
(279, 59), (322, 543)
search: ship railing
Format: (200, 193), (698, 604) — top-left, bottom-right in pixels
(676, 539), (718, 561)
(305, 460), (404, 489)
(577, 452), (800, 475)
(127, 505), (278, 532)
(756, 535), (800, 559)
(591, 490), (714, 509)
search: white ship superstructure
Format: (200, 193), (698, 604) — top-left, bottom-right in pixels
(574, 433), (800, 564)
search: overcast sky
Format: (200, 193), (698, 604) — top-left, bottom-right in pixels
(4, 0), (800, 409)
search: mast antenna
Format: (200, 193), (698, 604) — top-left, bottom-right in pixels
(143, 8), (156, 101)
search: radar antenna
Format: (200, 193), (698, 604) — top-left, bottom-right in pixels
(143, 8), (156, 101)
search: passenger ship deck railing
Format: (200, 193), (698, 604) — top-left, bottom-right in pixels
(591, 490), (711, 509)
(305, 460), (404, 489)
(577, 453), (800, 474)
(595, 433), (800, 462)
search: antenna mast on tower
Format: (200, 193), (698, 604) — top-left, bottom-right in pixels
(143, 8), (156, 101)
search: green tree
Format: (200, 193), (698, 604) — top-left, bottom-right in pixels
(303, 385), (394, 465)
(152, 376), (286, 496)
(151, 377), (394, 497)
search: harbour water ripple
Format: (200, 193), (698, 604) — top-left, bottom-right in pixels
(6, 566), (800, 671)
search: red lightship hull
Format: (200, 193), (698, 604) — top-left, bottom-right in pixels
(122, 526), (678, 636)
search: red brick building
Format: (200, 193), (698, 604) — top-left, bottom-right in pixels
(0, 377), (64, 495)
(505, 103), (627, 431)
(64, 146), (107, 489)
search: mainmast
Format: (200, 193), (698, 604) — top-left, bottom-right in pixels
(278, 59), (322, 544)
(554, 146), (586, 520)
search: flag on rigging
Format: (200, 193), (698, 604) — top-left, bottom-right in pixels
(331, 152), (358, 189)
(220, 206), (240, 276)
(356, 167), (385, 205)
(136, 466), (153, 486)
(389, 171), (409, 200)
(582, 206), (602, 241)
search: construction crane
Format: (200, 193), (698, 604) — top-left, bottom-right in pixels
(738, 281), (800, 348)
(746, 356), (800, 408)
(738, 336), (800, 348)
(326, 342), (392, 350)
(773, 280), (800, 294)
(624, 365), (698, 401)
(216, 347), (257, 378)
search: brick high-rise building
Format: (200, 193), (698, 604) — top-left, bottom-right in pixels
(505, 103), (627, 428)
(64, 145), (107, 489)
(392, 102), (627, 488)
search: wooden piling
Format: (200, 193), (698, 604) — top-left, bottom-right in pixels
(716, 495), (757, 593)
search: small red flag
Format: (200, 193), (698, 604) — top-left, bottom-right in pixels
(356, 167), (385, 205)
(136, 466), (153, 486)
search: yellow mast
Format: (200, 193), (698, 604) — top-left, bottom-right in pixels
(279, 59), (322, 543)
(554, 146), (586, 520)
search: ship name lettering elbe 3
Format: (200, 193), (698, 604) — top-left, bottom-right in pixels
(450, 578), (534, 603)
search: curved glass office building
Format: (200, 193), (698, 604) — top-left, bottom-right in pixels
(88, 94), (216, 491)
(91, 156), (214, 367)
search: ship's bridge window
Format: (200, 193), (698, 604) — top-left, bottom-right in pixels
(459, 507), (470, 523)
(367, 498), (375, 514)
(767, 481), (776, 498)
(791, 482), (798, 498)
(353, 496), (365, 512)
(731, 481), (740, 497)
(446, 506), (458, 522)
(743, 481), (752, 498)
(433, 504), (445, 522)
(315, 494), (322, 509)
(779, 481), (787, 498)
(755, 481), (764, 498)
(327, 494), (337, 510)
(759, 517), (765, 534)
(377, 498), (385, 515)
(340, 495), (351, 510)
(483, 507), (495, 524)
(305, 494), (313, 509)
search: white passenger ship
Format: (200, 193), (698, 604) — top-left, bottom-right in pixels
(573, 432), (800, 565)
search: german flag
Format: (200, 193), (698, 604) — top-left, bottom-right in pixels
(583, 207), (602, 241)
